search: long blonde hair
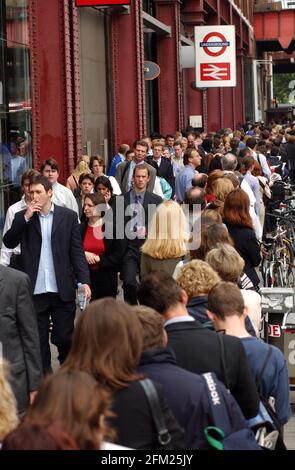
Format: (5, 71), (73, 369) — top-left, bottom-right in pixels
(72, 160), (90, 177)
(141, 200), (189, 259)
(0, 360), (19, 441)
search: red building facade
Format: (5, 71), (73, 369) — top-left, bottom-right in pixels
(28, 0), (254, 177)
(24, 0), (254, 175)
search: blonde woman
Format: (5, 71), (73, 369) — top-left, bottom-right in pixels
(0, 360), (19, 444)
(66, 159), (91, 192)
(141, 200), (189, 277)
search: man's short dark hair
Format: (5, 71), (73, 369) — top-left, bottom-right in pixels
(138, 271), (183, 314)
(173, 140), (182, 148)
(30, 175), (53, 192)
(133, 163), (150, 177)
(21, 169), (40, 186)
(133, 139), (149, 151)
(183, 148), (197, 166)
(208, 282), (245, 320)
(40, 158), (59, 173)
(245, 137), (257, 149)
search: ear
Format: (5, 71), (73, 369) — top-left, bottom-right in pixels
(207, 309), (215, 321)
(180, 288), (188, 306)
(242, 306), (249, 319)
(48, 189), (53, 198)
(162, 329), (168, 347)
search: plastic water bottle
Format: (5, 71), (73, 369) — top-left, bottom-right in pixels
(77, 283), (87, 310)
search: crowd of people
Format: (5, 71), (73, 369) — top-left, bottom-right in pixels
(0, 121), (293, 450)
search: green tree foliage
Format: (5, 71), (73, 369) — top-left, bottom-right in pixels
(273, 73), (295, 104)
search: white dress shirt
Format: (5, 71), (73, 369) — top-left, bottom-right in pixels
(0, 196), (27, 266)
(52, 182), (79, 217)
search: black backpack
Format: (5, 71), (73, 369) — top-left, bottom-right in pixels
(270, 181), (285, 203)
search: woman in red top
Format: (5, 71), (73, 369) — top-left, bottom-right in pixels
(80, 192), (123, 300)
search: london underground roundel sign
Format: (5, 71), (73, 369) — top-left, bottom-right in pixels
(195, 25), (236, 88)
(200, 32), (230, 57)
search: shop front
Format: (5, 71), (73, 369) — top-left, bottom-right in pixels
(0, 0), (31, 236)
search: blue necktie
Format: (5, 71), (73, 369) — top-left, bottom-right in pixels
(133, 194), (142, 232)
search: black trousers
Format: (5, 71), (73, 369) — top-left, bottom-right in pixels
(90, 268), (118, 300)
(33, 293), (76, 374)
(121, 239), (143, 305)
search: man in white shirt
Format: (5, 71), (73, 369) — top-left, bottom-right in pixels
(246, 138), (271, 181)
(172, 141), (184, 177)
(41, 158), (79, 217)
(0, 168), (40, 266)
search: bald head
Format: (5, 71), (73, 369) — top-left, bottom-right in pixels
(221, 153), (237, 171)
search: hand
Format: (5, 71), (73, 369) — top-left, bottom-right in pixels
(104, 190), (111, 203)
(83, 284), (91, 300)
(136, 226), (146, 238)
(25, 200), (42, 220)
(30, 390), (38, 404)
(85, 251), (99, 265)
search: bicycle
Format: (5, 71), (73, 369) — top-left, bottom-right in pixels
(261, 214), (294, 288)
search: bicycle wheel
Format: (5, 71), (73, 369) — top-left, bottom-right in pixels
(280, 239), (295, 287)
(263, 265), (273, 287)
(272, 262), (284, 287)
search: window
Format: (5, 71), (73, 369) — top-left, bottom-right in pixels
(0, 0), (31, 237)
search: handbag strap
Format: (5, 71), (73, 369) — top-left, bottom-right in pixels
(256, 345), (272, 395)
(139, 378), (171, 446)
(218, 333), (230, 390)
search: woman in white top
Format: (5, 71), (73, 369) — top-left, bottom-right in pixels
(89, 155), (121, 195)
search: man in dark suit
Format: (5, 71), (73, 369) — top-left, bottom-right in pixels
(115, 140), (157, 194)
(0, 265), (43, 414)
(120, 163), (162, 304)
(146, 141), (175, 197)
(137, 270), (260, 420)
(3, 175), (91, 373)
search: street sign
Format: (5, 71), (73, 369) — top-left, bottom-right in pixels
(267, 324), (281, 338)
(144, 61), (160, 80)
(189, 115), (203, 128)
(195, 25), (236, 88)
(75, 0), (130, 6)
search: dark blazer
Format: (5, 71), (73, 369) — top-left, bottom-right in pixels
(165, 320), (260, 419)
(115, 161), (157, 194)
(146, 157), (175, 197)
(74, 192), (86, 221)
(3, 205), (90, 302)
(0, 266), (43, 413)
(226, 224), (261, 287)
